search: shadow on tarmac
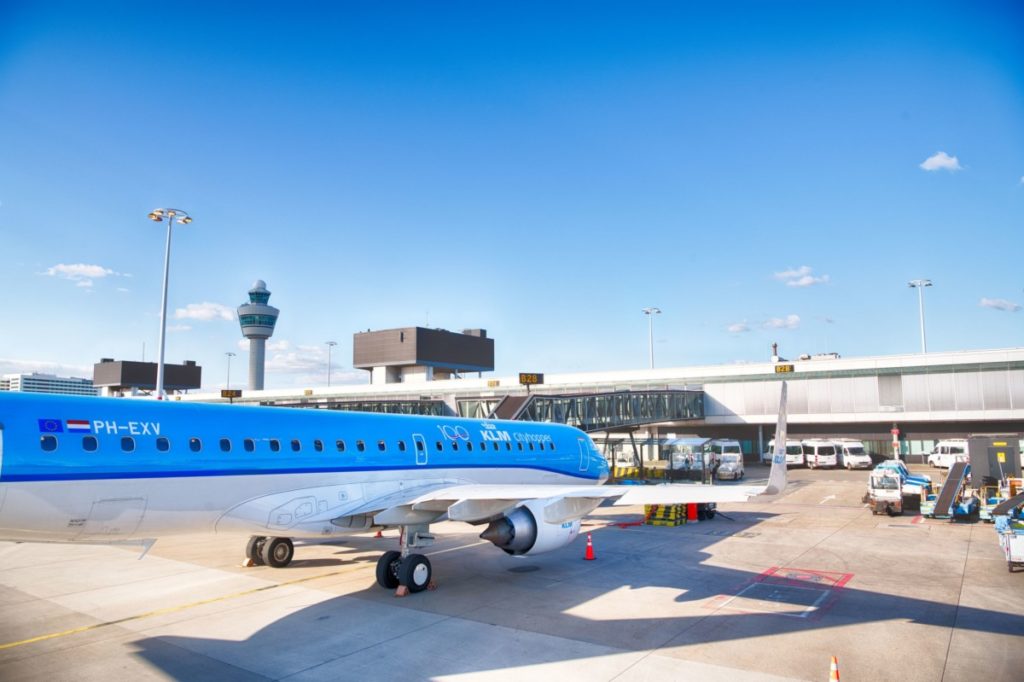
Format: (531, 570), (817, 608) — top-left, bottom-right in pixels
(128, 506), (1024, 680)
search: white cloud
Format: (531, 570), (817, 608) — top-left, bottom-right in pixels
(117, 287), (130, 293)
(980, 297), (1021, 313)
(174, 302), (235, 322)
(727, 322), (750, 333)
(774, 265), (829, 287)
(0, 358), (94, 377)
(773, 266), (811, 281)
(166, 324), (192, 332)
(919, 151), (962, 172)
(43, 262), (128, 289)
(45, 263), (116, 280)
(763, 314), (801, 330)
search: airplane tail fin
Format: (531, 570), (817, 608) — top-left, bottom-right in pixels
(762, 381), (789, 496)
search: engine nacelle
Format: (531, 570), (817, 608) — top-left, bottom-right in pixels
(479, 499), (581, 555)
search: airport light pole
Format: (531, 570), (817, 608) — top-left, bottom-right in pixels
(325, 341), (337, 387)
(908, 279), (932, 353)
(225, 352), (236, 390)
(642, 307), (661, 369)
(148, 208), (192, 399)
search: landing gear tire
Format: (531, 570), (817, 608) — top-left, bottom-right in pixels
(246, 536), (267, 566)
(261, 537), (294, 568)
(376, 550), (402, 589)
(399, 553), (432, 593)
(705, 508), (716, 520)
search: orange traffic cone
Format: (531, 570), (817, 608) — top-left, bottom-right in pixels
(829, 656), (839, 681)
(584, 532), (596, 560)
(374, 529), (383, 539)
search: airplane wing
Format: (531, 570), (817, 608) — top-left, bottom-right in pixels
(396, 478), (776, 525)
(336, 382), (790, 528)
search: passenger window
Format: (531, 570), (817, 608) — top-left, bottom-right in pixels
(243, 438), (255, 452)
(452, 441), (459, 451)
(539, 443), (544, 451)
(291, 439), (301, 452)
(83, 435), (98, 452)
(398, 441), (407, 452)
(550, 442), (556, 451)
(189, 438), (202, 453)
(156, 437), (170, 452)
(269, 439), (281, 452)
(517, 443), (524, 451)
(529, 443), (535, 451)
(336, 439), (346, 452)
(121, 437), (135, 452)
(377, 440), (386, 452)
(416, 440), (424, 452)
(505, 442), (511, 451)
(314, 439), (324, 452)
(40, 435), (58, 452)
(356, 440), (366, 452)
(220, 438), (231, 452)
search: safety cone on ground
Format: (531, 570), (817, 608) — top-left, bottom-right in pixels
(584, 532), (596, 560)
(374, 529), (383, 539)
(829, 656), (839, 681)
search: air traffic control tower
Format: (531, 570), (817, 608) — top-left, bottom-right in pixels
(237, 280), (279, 390)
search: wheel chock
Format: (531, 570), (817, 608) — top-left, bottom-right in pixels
(241, 558), (256, 568)
(394, 585), (410, 597)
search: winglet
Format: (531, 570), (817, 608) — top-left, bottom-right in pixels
(761, 381), (788, 496)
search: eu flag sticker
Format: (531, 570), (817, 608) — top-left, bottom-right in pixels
(38, 419), (64, 433)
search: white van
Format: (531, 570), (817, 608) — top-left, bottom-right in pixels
(927, 440), (968, 469)
(802, 439), (838, 469)
(764, 439), (805, 467)
(708, 439), (742, 463)
(835, 440), (872, 470)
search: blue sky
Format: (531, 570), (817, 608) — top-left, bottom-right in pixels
(1, 2), (1022, 389)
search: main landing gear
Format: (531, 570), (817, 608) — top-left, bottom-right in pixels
(245, 525), (435, 595)
(245, 536), (294, 568)
(375, 523), (435, 594)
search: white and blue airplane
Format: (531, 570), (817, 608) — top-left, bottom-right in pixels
(0, 385), (788, 593)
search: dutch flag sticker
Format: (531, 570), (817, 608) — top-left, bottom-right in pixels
(66, 419), (92, 433)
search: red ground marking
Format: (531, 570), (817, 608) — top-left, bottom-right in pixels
(704, 566), (855, 620)
(755, 566), (854, 589)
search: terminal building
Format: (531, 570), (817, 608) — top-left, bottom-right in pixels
(0, 372), (97, 396)
(185, 341), (1024, 465)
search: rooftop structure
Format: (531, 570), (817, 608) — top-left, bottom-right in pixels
(92, 358), (201, 397)
(353, 327), (494, 384)
(238, 280), (280, 390)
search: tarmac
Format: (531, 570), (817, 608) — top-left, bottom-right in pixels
(1, 466), (1022, 681)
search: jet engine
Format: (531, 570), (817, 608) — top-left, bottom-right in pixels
(479, 499), (581, 555)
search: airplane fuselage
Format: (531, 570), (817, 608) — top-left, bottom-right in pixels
(0, 393), (608, 543)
